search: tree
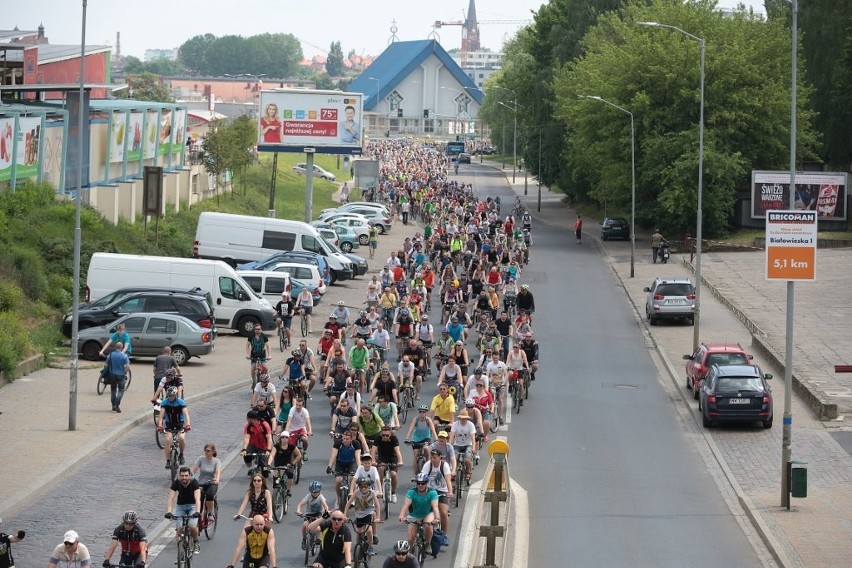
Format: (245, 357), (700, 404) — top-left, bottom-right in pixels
(179, 33), (216, 74)
(314, 73), (334, 90)
(553, 0), (819, 236)
(326, 41), (344, 77)
(199, 117), (255, 199)
(177, 32), (303, 78)
(145, 57), (184, 76)
(115, 72), (173, 103)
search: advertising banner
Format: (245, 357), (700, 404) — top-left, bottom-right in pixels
(15, 116), (41, 179)
(171, 109), (186, 154)
(144, 111), (158, 159)
(751, 171), (848, 221)
(110, 112), (127, 163)
(158, 110), (172, 155)
(257, 89), (363, 153)
(0, 117), (14, 181)
(126, 112), (144, 161)
(66, 90), (91, 191)
(765, 210), (817, 281)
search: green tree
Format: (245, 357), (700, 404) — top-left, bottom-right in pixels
(314, 73), (334, 90)
(121, 55), (145, 73)
(178, 33), (216, 74)
(145, 57), (184, 76)
(326, 41), (345, 76)
(115, 72), (174, 103)
(553, 0), (819, 236)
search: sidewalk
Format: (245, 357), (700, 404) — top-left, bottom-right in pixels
(496, 163), (852, 567)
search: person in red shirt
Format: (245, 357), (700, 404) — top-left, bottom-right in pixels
(324, 314), (342, 342)
(317, 329), (336, 376)
(574, 214), (583, 244)
(242, 410), (273, 474)
(391, 264), (405, 283)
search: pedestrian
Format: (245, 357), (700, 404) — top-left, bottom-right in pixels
(341, 182), (350, 204)
(152, 345), (181, 391)
(99, 322), (131, 358)
(0, 518), (25, 568)
(401, 200), (411, 225)
(105, 341), (131, 413)
(650, 229), (664, 264)
(574, 214), (583, 244)
(48, 530), (91, 567)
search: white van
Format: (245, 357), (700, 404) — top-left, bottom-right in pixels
(193, 212), (354, 283)
(263, 262), (327, 295)
(86, 253), (276, 336)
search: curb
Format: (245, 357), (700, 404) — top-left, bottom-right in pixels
(604, 252), (797, 568)
(0, 377), (251, 520)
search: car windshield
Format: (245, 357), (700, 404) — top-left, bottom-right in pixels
(607, 219), (627, 227)
(656, 283), (693, 296)
(90, 290), (134, 307)
(707, 353), (750, 366)
(715, 377), (764, 393)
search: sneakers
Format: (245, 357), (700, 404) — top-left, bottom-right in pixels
(165, 460), (171, 469)
(207, 513), (215, 522)
(114, 406), (122, 413)
(373, 536), (379, 545)
(301, 538), (306, 551)
(368, 546), (376, 555)
(390, 493), (397, 504)
(193, 540), (200, 554)
(442, 534), (450, 546)
(425, 543), (432, 556)
(286, 489), (292, 497)
(302, 452), (308, 462)
(179, 454), (185, 465)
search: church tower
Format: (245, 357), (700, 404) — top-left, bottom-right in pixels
(462, 0), (481, 52)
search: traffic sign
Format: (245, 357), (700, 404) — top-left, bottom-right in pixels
(765, 210), (817, 281)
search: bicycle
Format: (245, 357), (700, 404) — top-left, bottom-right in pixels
(404, 519), (436, 565)
(377, 462), (394, 522)
(297, 513), (320, 566)
(349, 517), (380, 567)
(335, 470), (352, 510)
(404, 440), (428, 477)
(398, 383), (415, 424)
(153, 401), (165, 449)
(490, 384), (506, 428)
(97, 367), (132, 395)
(299, 307), (309, 337)
(454, 449), (470, 508)
(165, 513), (198, 568)
(164, 427), (186, 481)
(509, 369), (528, 414)
(198, 485), (219, 539)
(243, 452), (268, 478)
(277, 322), (290, 352)
(294, 436), (306, 484)
(268, 465), (293, 522)
(248, 357), (268, 391)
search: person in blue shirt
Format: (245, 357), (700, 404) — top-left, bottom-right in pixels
(158, 386), (191, 468)
(99, 322), (131, 357)
(445, 317), (466, 343)
(105, 342), (131, 413)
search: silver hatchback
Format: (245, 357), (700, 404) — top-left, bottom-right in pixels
(644, 277), (695, 325)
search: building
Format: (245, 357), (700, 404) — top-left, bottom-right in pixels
(348, 39), (484, 140)
(451, 50), (503, 90)
(144, 48), (178, 62)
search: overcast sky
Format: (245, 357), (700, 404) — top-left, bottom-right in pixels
(7, 0), (765, 60)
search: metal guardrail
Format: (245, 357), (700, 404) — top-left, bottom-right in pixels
(466, 439), (511, 568)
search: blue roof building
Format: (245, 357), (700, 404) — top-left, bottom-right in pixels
(349, 39), (483, 139)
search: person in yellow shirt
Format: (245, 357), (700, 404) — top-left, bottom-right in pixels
(429, 383), (457, 426)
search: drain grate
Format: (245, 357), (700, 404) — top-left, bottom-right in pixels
(602, 382), (645, 390)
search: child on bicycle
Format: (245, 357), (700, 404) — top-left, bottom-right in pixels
(344, 475), (382, 556)
(296, 481), (330, 549)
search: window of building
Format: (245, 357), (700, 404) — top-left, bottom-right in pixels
(454, 94), (471, 116)
(387, 90), (403, 111)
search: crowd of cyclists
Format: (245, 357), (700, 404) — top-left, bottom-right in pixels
(51, 139), (541, 568)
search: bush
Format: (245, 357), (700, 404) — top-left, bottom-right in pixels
(10, 247), (48, 301)
(0, 280), (24, 312)
(0, 180), (54, 218)
(0, 311), (31, 374)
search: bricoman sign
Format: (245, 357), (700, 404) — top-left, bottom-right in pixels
(751, 171), (848, 221)
(765, 210), (816, 281)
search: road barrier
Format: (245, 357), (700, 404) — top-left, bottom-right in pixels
(465, 438), (512, 568)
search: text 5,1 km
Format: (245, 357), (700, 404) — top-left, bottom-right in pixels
(765, 210), (817, 281)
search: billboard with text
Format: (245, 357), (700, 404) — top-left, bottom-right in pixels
(257, 89), (363, 154)
(751, 170), (848, 221)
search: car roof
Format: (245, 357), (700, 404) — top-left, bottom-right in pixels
(702, 343), (748, 353)
(654, 277), (692, 285)
(711, 364), (763, 377)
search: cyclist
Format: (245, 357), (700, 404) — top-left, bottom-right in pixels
(429, 384), (457, 427)
(398, 473), (440, 557)
(274, 291), (295, 348)
(437, 357), (464, 398)
(374, 395), (400, 430)
(246, 324), (270, 382)
(344, 476), (381, 556)
(331, 301), (352, 342)
(371, 369), (399, 407)
(350, 311), (372, 342)
(513, 310), (533, 343)
(235, 473), (273, 526)
(165, 466), (201, 555)
(242, 410), (273, 475)
(296, 286), (315, 334)
(191, 443), (221, 522)
(519, 331), (540, 381)
(400, 339), (427, 394)
(505, 343), (530, 403)
(285, 349), (308, 399)
(339, 383), (363, 416)
(503, 279), (519, 313)
(420, 449), (453, 545)
(297, 481), (330, 548)
(462, 399), (485, 446)
(348, 338), (371, 394)
(0, 518), (25, 568)
(284, 397), (313, 461)
(374, 425), (404, 503)
(103, 511), (147, 568)
(327, 430), (363, 505)
(152, 346), (181, 391)
(331, 398), (358, 435)
(445, 316), (466, 344)
(225, 514), (276, 568)
(325, 314), (343, 345)
(485, 352), (509, 424)
(254, 397), (276, 435)
(305, 509), (354, 568)
(493, 311), (514, 360)
(449, 411), (477, 485)
(370, 322), (392, 364)
(157, 386), (190, 468)
(357, 404), (385, 448)
(152, 367), (183, 402)
(251, 372), (277, 409)
(379, 287), (398, 327)
(394, 308), (415, 355)
(270, 430), (301, 497)
(463, 366), (487, 398)
(470, 381), (495, 439)
(516, 284), (535, 321)
(383, 540), (419, 568)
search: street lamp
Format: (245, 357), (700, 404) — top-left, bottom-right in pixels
(491, 86), (518, 182)
(223, 73), (241, 105)
(580, 95), (636, 278)
(637, 21), (705, 351)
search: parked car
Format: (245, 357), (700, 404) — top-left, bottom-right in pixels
(320, 202), (390, 218)
(316, 224), (360, 253)
(457, 153), (471, 164)
(264, 262), (327, 295)
(473, 147), (496, 155)
(643, 277), (695, 325)
(600, 217), (630, 241)
(344, 253), (369, 276)
(314, 218), (371, 245)
(239, 270), (322, 306)
(63, 288), (215, 338)
(683, 343), (753, 399)
(78, 312), (215, 364)
(239, 252), (331, 286)
(292, 163), (337, 181)
(321, 208), (393, 234)
(698, 364), (774, 428)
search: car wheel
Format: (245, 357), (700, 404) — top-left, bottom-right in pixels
(686, 375), (692, 390)
(238, 316), (260, 337)
(341, 242), (353, 252)
(693, 385), (700, 400)
(649, 313), (657, 325)
(171, 346), (191, 365)
(602, 235), (608, 241)
(82, 341), (102, 361)
(376, 224), (386, 235)
(358, 234), (369, 245)
(702, 411), (713, 428)
(763, 416), (773, 429)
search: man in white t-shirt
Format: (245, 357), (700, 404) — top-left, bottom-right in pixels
(284, 397), (312, 460)
(449, 410), (477, 483)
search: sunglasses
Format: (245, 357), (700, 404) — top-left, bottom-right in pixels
(331, 517), (346, 522)
(396, 551), (408, 556)
(416, 481), (429, 485)
(64, 542), (76, 546)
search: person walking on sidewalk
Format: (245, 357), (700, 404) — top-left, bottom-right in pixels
(105, 342), (131, 413)
(0, 518), (25, 568)
(574, 215), (583, 244)
(650, 229), (664, 264)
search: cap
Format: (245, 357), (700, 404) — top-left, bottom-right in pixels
(360, 452), (372, 460)
(338, 301), (345, 306)
(64, 530), (79, 543)
(438, 430), (449, 438)
(329, 314), (338, 319)
(430, 448), (442, 455)
(324, 329), (332, 334)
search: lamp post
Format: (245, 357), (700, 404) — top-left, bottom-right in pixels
(244, 73), (266, 114)
(223, 73), (240, 106)
(491, 86), (518, 182)
(368, 77), (380, 135)
(638, 21), (705, 351)
(580, 95), (636, 278)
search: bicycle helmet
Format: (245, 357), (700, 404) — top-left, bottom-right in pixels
(415, 473), (430, 484)
(280, 430), (290, 439)
(465, 398), (475, 407)
(474, 366), (484, 374)
(441, 329), (449, 335)
(451, 316), (458, 322)
(418, 404), (429, 411)
(357, 477), (372, 487)
(123, 511), (138, 524)
(400, 308), (409, 316)
(259, 373), (270, 382)
(247, 410), (260, 420)
(338, 301), (345, 306)
(165, 368), (178, 379)
(166, 386), (179, 397)
(394, 540), (411, 554)
(291, 349), (301, 356)
(309, 481), (322, 492)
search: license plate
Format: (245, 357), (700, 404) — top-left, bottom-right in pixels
(667, 299), (685, 305)
(727, 398), (751, 405)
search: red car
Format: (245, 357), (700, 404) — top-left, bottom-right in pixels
(683, 343), (753, 400)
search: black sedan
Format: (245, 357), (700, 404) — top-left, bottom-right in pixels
(699, 364), (774, 428)
(457, 153), (472, 164)
(600, 217), (630, 241)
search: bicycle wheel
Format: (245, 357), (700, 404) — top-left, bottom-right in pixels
(524, 373), (531, 400)
(455, 467), (463, 508)
(96, 375), (106, 395)
(304, 533), (312, 567)
(489, 412), (499, 433)
(204, 499), (218, 539)
(383, 477), (391, 520)
(125, 368), (132, 390)
(278, 329), (286, 352)
(155, 425), (164, 449)
(273, 485), (285, 522)
(169, 447), (179, 481)
(301, 315), (308, 337)
(177, 539), (189, 568)
(295, 460), (302, 485)
(251, 369), (258, 392)
(399, 391), (410, 424)
(353, 543), (364, 568)
(413, 540), (426, 564)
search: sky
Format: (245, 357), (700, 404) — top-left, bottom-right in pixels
(6, 0), (766, 61)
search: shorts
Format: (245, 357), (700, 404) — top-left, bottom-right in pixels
(377, 460), (398, 470)
(335, 462), (356, 475)
(454, 445), (471, 458)
(355, 514), (374, 528)
(411, 440), (430, 450)
(174, 503), (198, 529)
(370, 241), (378, 249)
(298, 306), (313, 315)
(437, 494), (449, 505)
(289, 429), (307, 443)
(242, 554), (270, 568)
(202, 482), (218, 500)
(313, 551), (346, 568)
(279, 316), (292, 329)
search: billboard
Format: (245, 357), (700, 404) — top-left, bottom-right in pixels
(0, 116), (42, 181)
(765, 210), (817, 281)
(257, 89), (363, 154)
(110, 112), (126, 163)
(751, 171), (848, 221)
(447, 141), (465, 156)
